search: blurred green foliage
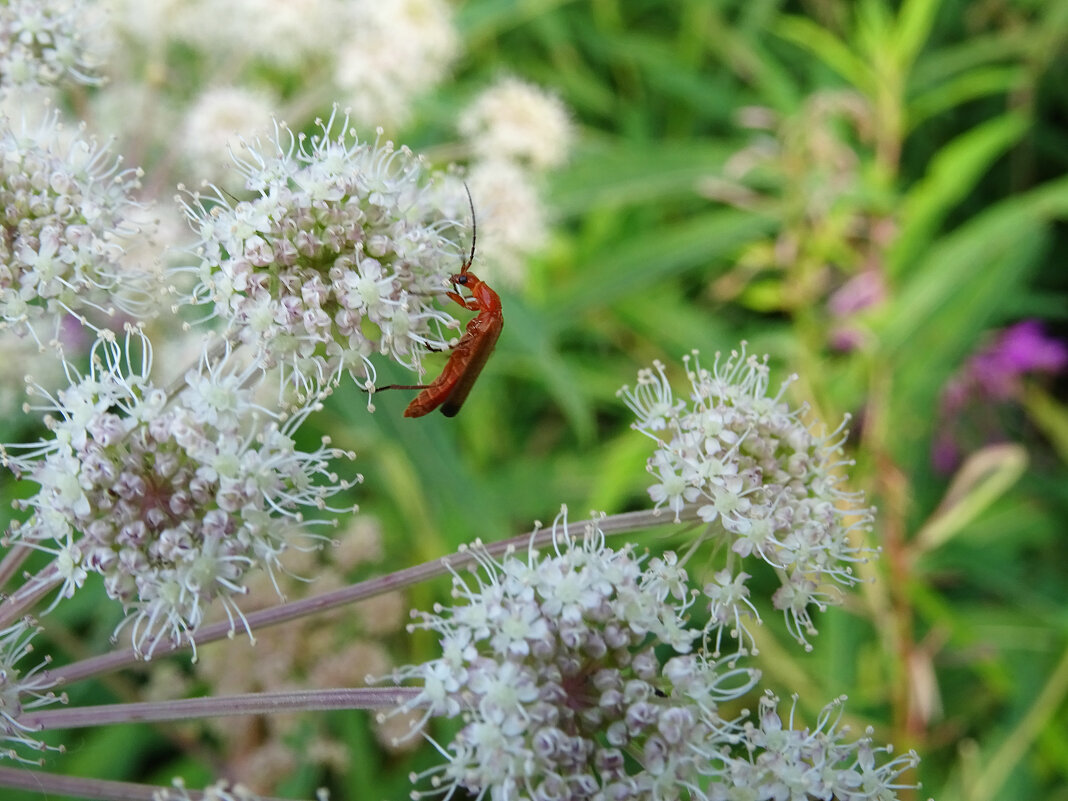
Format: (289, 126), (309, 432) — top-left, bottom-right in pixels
(5, 0), (1067, 799)
(341, 2), (1068, 800)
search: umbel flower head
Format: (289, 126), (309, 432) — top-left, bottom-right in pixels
(176, 105), (470, 393)
(387, 510), (759, 800)
(0, 0), (103, 92)
(722, 692), (920, 801)
(386, 512), (918, 801)
(334, 0), (459, 130)
(620, 346), (875, 652)
(0, 619), (64, 763)
(460, 76), (573, 171)
(0, 109), (156, 344)
(1, 330), (358, 658)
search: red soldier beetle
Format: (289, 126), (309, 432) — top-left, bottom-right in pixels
(377, 188), (503, 417)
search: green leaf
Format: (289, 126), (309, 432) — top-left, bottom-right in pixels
(458, 0), (575, 41)
(586, 430), (657, 513)
(891, 113), (1030, 277)
(775, 15), (874, 93)
(551, 140), (735, 216)
(893, 0), (943, 70)
(546, 209), (775, 319)
(856, 0), (895, 69)
(505, 295), (595, 442)
(706, 12), (802, 111)
(915, 443), (1028, 555)
(911, 33), (1028, 87)
(875, 177), (1068, 466)
(1024, 387), (1068, 465)
(908, 66), (1026, 130)
(882, 197), (1045, 359)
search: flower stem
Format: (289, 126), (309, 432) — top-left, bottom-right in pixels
(0, 564), (61, 628)
(23, 687), (420, 731)
(0, 766), (298, 801)
(0, 542), (32, 589)
(45, 507), (690, 687)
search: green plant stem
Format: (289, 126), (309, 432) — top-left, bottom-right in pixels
(966, 641), (1068, 801)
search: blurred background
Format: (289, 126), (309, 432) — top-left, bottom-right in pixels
(3, 0), (1067, 799)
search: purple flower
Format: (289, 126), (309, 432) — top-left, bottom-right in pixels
(934, 319), (1067, 472)
(970, 320), (1068, 399)
(827, 270), (887, 353)
(827, 269), (886, 317)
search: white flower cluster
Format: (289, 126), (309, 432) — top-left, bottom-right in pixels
(390, 513), (758, 800)
(2, 332), (357, 658)
(207, 0), (338, 71)
(179, 86), (276, 188)
(177, 107), (469, 392)
(0, 111), (156, 344)
(621, 347), (874, 651)
(101, 0), (457, 139)
(719, 693), (920, 801)
(152, 777), (269, 801)
(388, 513), (916, 801)
(0, 620), (63, 762)
(460, 76), (572, 172)
(464, 159), (548, 290)
(459, 77), (573, 288)
(0, 0), (102, 92)
(335, 0), (459, 130)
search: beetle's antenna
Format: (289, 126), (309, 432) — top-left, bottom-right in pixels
(462, 181), (476, 273)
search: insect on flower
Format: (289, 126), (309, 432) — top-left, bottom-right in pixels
(379, 188), (503, 417)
